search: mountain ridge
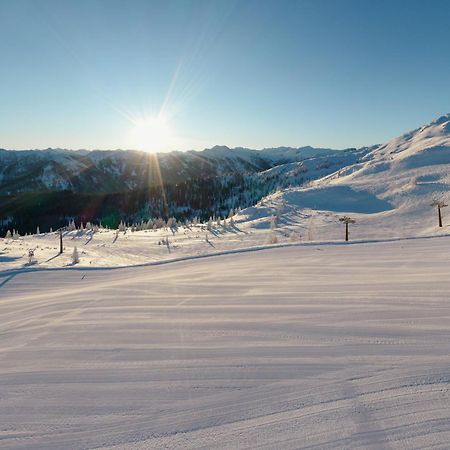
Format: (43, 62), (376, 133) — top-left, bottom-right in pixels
(0, 144), (352, 195)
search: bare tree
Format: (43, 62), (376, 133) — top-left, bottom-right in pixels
(430, 200), (448, 228)
(339, 216), (355, 241)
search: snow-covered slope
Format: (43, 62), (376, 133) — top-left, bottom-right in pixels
(256, 147), (369, 188)
(240, 114), (450, 240)
(2, 237), (450, 449)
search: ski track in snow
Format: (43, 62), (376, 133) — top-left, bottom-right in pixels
(1, 238), (450, 449)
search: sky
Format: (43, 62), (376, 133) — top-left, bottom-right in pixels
(0, 0), (449, 152)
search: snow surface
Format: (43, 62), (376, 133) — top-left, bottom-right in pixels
(2, 114), (450, 448)
(1, 237), (450, 449)
(0, 223), (296, 271)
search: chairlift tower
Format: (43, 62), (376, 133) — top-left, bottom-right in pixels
(431, 200), (448, 228)
(339, 216), (355, 242)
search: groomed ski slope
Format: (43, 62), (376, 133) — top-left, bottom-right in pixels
(1, 237), (450, 449)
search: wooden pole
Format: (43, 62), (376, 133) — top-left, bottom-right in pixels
(345, 222), (349, 241)
(59, 229), (63, 254)
(438, 206), (443, 227)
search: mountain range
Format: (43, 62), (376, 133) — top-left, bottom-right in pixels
(1, 113), (449, 236)
(0, 144), (358, 195)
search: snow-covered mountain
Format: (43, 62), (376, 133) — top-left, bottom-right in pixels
(242, 113), (450, 239)
(2, 113), (450, 239)
(0, 145), (347, 195)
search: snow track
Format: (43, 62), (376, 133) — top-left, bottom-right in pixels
(1, 238), (450, 449)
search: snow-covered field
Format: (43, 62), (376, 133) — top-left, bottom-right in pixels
(2, 236), (450, 449)
(1, 205), (448, 273)
(0, 222), (297, 272)
(2, 114), (450, 448)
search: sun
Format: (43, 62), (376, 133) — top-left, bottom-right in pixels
(130, 116), (172, 152)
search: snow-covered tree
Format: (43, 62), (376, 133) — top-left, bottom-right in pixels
(36, 226), (40, 235)
(5, 230), (11, 239)
(270, 215), (277, 231)
(28, 249), (36, 265)
(154, 218), (166, 229)
(167, 217), (178, 234)
(71, 246), (80, 264)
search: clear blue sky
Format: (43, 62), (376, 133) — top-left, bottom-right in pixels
(1, 0), (449, 151)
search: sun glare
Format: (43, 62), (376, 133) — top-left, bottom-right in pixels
(130, 116), (172, 152)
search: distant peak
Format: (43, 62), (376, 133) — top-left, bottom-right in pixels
(210, 145), (231, 151)
(430, 113), (450, 126)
